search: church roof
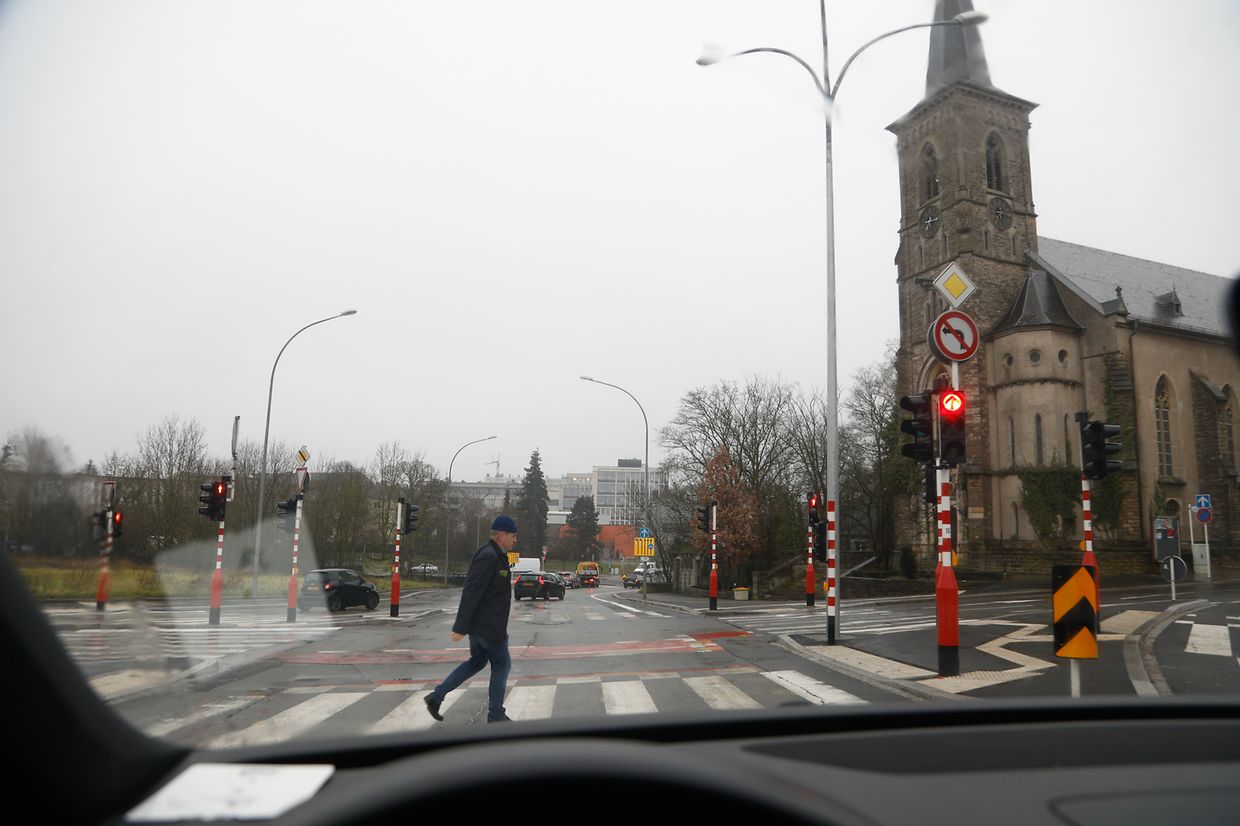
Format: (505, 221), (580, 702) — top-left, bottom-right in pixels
(925, 0), (996, 96)
(1032, 237), (1234, 339)
(989, 269), (1082, 338)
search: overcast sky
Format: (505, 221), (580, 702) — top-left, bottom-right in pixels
(2, 0), (1238, 483)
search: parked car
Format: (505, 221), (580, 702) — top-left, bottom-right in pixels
(558, 571), (580, 588)
(299, 568), (381, 612)
(409, 562), (439, 577)
(513, 571), (566, 601)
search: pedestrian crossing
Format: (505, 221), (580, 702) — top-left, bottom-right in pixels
(147, 667), (867, 747)
(61, 620), (343, 666)
(1175, 616), (1240, 660)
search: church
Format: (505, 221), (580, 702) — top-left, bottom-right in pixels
(891, 1), (1239, 573)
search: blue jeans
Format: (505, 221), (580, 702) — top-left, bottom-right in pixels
(428, 635), (511, 721)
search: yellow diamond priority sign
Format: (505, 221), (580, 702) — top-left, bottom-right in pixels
(933, 261), (976, 308)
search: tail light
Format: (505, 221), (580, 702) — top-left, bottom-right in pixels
(538, 576), (544, 585)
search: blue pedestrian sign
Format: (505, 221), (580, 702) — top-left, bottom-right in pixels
(1195, 493), (1211, 510)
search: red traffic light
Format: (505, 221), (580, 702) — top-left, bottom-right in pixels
(113, 511), (123, 526)
(940, 390), (965, 416)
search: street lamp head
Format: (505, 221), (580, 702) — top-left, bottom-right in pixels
(339, 309), (358, 317)
(580, 375), (595, 382)
(953, 11), (987, 26)
(695, 43), (726, 66)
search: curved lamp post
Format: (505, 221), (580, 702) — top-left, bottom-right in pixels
(580, 375), (650, 597)
(251, 309), (357, 596)
(443, 435), (497, 584)
(697, 4), (985, 624)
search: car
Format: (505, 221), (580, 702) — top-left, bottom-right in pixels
(410, 562), (439, 577)
(298, 568), (381, 612)
(558, 571), (580, 588)
(513, 571), (566, 601)
(624, 568), (667, 588)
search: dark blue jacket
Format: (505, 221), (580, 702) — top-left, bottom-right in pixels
(451, 540), (511, 640)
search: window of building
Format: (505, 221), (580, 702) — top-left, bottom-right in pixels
(1028, 349), (1042, 365)
(921, 144), (939, 202)
(986, 133), (1006, 192)
(1034, 414), (1044, 466)
(1155, 377), (1173, 477)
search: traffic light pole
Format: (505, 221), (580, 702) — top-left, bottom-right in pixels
(805, 523), (815, 607)
(708, 505), (718, 611)
(209, 514), (226, 625)
(935, 465), (960, 677)
(826, 499), (837, 644)
(391, 499), (405, 618)
(95, 507), (113, 612)
(286, 494), (304, 623)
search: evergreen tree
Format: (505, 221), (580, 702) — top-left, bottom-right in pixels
(515, 449), (549, 556)
(563, 495), (601, 561)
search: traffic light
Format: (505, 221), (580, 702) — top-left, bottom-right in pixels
(404, 501), (421, 533)
(938, 390), (967, 466)
(900, 392), (934, 463)
(198, 478), (227, 521)
(111, 509), (123, 539)
(276, 498), (297, 534)
(923, 463), (936, 504)
(695, 501), (715, 533)
(90, 511), (107, 540)
(1081, 419), (1123, 479)
(811, 522), (826, 563)
(807, 492), (822, 525)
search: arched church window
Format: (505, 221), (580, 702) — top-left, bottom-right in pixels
(986, 133), (1006, 192)
(921, 144), (940, 202)
(1155, 377), (1173, 477)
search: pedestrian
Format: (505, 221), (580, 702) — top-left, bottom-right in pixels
(424, 514), (517, 723)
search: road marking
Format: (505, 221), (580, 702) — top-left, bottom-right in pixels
(761, 670), (865, 705)
(371, 689), (463, 732)
(147, 697), (256, 738)
(1101, 610), (1160, 635)
(601, 680), (657, 715)
(1186, 623), (1233, 657)
(503, 684), (557, 719)
(807, 645), (936, 680)
(684, 675), (761, 710)
(211, 692), (366, 748)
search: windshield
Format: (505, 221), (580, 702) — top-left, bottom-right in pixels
(4, 0), (1239, 751)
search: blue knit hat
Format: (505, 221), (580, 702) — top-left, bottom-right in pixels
(491, 515), (518, 533)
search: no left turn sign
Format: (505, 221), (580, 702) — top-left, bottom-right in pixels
(928, 310), (979, 363)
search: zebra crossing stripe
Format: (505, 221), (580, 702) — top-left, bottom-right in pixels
(371, 689), (463, 732)
(148, 697), (255, 738)
(684, 675), (762, 710)
(1186, 623), (1233, 657)
(601, 680), (657, 715)
(211, 692), (367, 748)
(505, 685), (557, 719)
(761, 670), (865, 705)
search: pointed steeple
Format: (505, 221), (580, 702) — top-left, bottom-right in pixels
(925, 0), (995, 96)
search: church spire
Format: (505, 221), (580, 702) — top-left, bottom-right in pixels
(925, 0), (995, 96)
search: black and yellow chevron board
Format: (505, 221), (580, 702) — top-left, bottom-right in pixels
(1052, 564), (1099, 659)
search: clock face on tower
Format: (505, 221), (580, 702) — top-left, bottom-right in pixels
(988, 196), (1013, 230)
(919, 205), (941, 238)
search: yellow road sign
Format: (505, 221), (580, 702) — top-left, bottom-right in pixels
(633, 537), (655, 557)
(1052, 564), (1099, 659)
(508, 552), (519, 566)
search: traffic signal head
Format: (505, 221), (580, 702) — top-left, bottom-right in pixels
(812, 522), (826, 562)
(276, 498), (297, 534)
(695, 503), (711, 533)
(111, 510), (123, 538)
(404, 502), (421, 533)
(938, 390), (966, 467)
(807, 492), (822, 525)
(1081, 420), (1123, 479)
(198, 479), (227, 521)
(900, 392), (934, 463)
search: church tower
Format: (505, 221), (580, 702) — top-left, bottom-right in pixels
(888, 0), (1040, 561)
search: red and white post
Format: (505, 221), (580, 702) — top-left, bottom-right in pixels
(390, 500), (404, 618)
(286, 495), (304, 622)
(826, 500), (837, 645)
(805, 523), (816, 607)
(1080, 473), (1100, 604)
(209, 517), (225, 625)
(935, 468), (960, 676)
(95, 508), (113, 611)
(708, 524), (719, 611)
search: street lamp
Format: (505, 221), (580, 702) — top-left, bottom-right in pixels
(443, 435), (497, 584)
(251, 309), (357, 596)
(697, 4), (985, 587)
(580, 376), (650, 597)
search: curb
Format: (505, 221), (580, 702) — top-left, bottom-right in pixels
(1123, 598), (1207, 697)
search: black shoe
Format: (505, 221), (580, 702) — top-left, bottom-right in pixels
(424, 695), (443, 721)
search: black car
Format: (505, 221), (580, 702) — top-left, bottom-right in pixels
(299, 568), (380, 612)
(513, 571), (566, 601)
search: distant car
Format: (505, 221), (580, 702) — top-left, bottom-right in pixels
(625, 568), (667, 588)
(513, 571), (566, 601)
(299, 568), (380, 612)
(558, 571), (580, 588)
(409, 563), (439, 577)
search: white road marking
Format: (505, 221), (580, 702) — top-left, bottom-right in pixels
(684, 675), (761, 710)
(371, 688), (465, 732)
(211, 692), (366, 747)
(1186, 623), (1233, 657)
(147, 697), (256, 738)
(1101, 610), (1160, 635)
(602, 680), (657, 715)
(504, 685), (556, 719)
(761, 670), (866, 705)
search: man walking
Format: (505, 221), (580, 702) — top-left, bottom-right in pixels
(424, 515), (517, 723)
